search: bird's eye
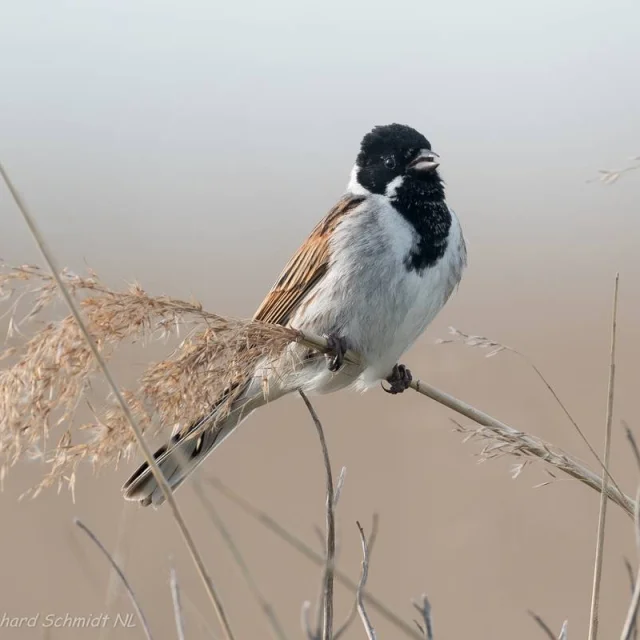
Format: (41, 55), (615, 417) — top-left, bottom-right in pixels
(384, 156), (396, 169)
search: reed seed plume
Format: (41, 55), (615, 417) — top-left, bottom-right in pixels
(587, 155), (640, 184)
(435, 326), (508, 358)
(0, 263), (302, 494)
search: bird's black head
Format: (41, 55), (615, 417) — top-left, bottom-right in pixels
(351, 124), (443, 200)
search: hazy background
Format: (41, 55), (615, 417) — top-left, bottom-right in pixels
(1, 0), (639, 637)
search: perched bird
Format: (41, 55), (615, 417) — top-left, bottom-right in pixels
(123, 123), (467, 506)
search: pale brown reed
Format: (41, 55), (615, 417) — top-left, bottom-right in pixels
(0, 263), (299, 494)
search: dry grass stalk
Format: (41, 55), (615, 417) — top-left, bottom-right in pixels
(588, 273), (619, 640)
(66, 526), (104, 597)
(623, 559), (638, 629)
(1, 164), (236, 640)
(192, 481), (289, 640)
(411, 595), (434, 640)
(333, 514), (379, 640)
(74, 518), (154, 640)
(437, 326), (621, 496)
(180, 592), (221, 639)
(587, 156), (640, 184)
(559, 621), (569, 640)
(412, 381), (634, 517)
(354, 522), (434, 640)
(625, 422), (640, 472)
(528, 611), (568, 640)
(99, 505), (132, 640)
(621, 429), (640, 640)
(206, 478), (425, 640)
(355, 521), (377, 640)
(299, 390), (336, 640)
(623, 540), (640, 640)
(529, 427), (640, 640)
(170, 566), (186, 640)
(305, 466), (349, 640)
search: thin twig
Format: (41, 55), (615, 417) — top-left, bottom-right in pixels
(192, 482), (289, 640)
(625, 427), (640, 556)
(170, 566), (186, 640)
(558, 621), (568, 640)
(587, 160), (640, 184)
(0, 161), (236, 640)
(299, 390), (335, 640)
(528, 610), (559, 640)
(301, 601), (316, 640)
(181, 592), (221, 639)
(411, 595), (433, 640)
(66, 529), (103, 597)
(527, 358), (621, 496)
(635, 487), (640, 558)
(624, 422), (640, 471)
(334, 514), (379, 640)
(356, 521), (376, 640)
(621, 422), (640, 640)
(623, 559), (638, 640)
(74, 519), (154, 640)
(99, 505), (131, 640)
(588, 273), (619, 640)
(622, 491), (640, 638)
(622, 555), (640, 639)
(625, 559), (637, 592)
(334, 466), (347, 508)
(205, 478), (423, 640)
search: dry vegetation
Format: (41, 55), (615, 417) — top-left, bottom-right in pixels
(1, 161), (639, 639)
(0, 263), (300, 495)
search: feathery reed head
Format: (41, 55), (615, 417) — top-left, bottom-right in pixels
(0, 263), (301, 495)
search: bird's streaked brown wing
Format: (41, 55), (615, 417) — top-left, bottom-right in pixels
(253, 195), (365, 326)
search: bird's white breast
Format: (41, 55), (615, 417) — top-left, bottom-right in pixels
(292, 195), (466, 391)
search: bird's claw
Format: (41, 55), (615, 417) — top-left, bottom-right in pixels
(382, 364), (412, 394)
(325, 334), (348, 372)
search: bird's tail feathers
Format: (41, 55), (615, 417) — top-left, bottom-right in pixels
(122, 386), (260, 507)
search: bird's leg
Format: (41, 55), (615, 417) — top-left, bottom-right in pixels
(383, 364), (413, 394)
(324, 333), (349, 372)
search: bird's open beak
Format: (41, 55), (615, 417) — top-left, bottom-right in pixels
(407, 149), (440, 173)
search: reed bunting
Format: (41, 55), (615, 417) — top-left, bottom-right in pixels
(124, 123), (467, 506)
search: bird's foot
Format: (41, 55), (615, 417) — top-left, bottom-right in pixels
(325, 334), (349, 372)
(383, 364), (412, 394)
